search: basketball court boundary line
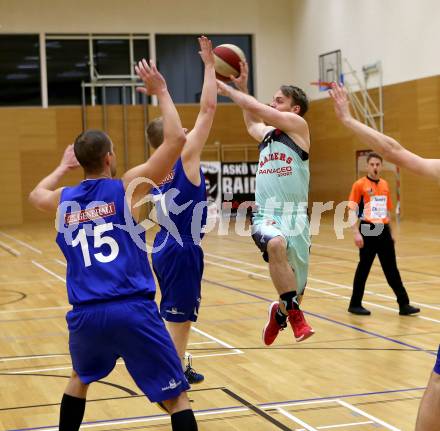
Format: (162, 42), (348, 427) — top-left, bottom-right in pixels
(277, 407), (318, 430)
(0, 231), (42, 254)
(221, 387), (292, 430)
(9, 260), (243, 365)
(203, 277), (436, 356)
(294, 420), (373, 430)
(6, 386), (420, 431)
(0, 240), (20, 256)
(336, 399), (400, 431)
(206, 251), (440, 312)
(204, 259), (440, 324)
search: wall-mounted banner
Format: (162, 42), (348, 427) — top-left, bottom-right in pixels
(201, 161), (221, 219)
(221, 162), (258, 211)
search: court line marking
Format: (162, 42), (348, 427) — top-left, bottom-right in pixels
(0, 354), (69, 363)
(295, 421), (373, 430)
(205, 252), (440, 313)
(1, 281), (240, 369)
(274, 399), (400, 431)
(187, 341), (216, 345)
(31, 261), (65, 283)
(311, 243), (355, 253)
(312, 241), (440, 260)
(7, 391), (412, 431)
(54, 250), (245, 355)
(4, 337), (240, 373)
(367, 279), (440, 287)
(0, 305), (70, 315)
(7, 406), (250, 431)
(203, 277), (436, 355)
(0, 279), (58, 286)
(204, 258), (440, 324)
(0, 231), (42, 254)
(336, 399), (401, 431)
(51, 260), (243, 358)
(222, 386), (293, 430)
(192, 351), (242, 359)
(421, 237), (440, 243)
(191, 326), (243, 355)
(18, 261), (243, 361)
(8, 365), (76, 374)
(0, 240), (20, 256)
(277, 407), (318, 431)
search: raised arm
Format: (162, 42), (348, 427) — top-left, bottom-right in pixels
(28, 144), (80, 213)
(217, 80), (308, 144)
(329, 83), (440, 180)
(229, 60), (272, 142)
(122, 59), (186, 194)
(182, 36), (217, 162)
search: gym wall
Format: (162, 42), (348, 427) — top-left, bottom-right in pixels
(306, 75), (440, 223)
(0, 105), (255, 225)
(1, 0), (439, 225)
(288, 0), (440, 222)
(290, 0), (440, 100)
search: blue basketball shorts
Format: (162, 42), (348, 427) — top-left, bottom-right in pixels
(152, 240), (203, 323)
(66, 296), (189, 402)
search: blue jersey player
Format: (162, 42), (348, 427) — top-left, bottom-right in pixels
(29, 59), (198, 431)
(329, 82), (439, 431)
(146, 36), (216, 384)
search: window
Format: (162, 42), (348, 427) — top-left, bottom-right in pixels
(45, 35), (150, 106)
(46, 39), (89, 105)
(156, 34), (254, 103)
(133, 39), (150, 105)
(93, 39), (130, 76)
(0, 35), (41, 106)
(92, 39), (130, 105)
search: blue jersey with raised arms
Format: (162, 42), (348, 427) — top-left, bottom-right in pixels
(154, 158), (207, 244)
(56, 178), (155, 306)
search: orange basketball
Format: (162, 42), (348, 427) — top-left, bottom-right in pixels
(213, 44), (246, 82)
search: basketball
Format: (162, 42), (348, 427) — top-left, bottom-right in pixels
(213, 44), (246, 82)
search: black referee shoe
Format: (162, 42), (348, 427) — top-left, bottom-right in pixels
(399, 304), (420, 315)
(348, 305), (371, 315)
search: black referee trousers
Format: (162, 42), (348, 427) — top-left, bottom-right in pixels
(350, 222), (410, 308)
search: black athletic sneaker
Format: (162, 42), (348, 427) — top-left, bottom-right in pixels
(399, 304), (420, 315)
(348, 305), (371, 315)
(184, 355), (204, 384)
(184, 364), (204, 384)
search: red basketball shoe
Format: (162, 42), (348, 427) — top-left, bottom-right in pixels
(262, 301), (287, 345)
(288, 309), (315, 342)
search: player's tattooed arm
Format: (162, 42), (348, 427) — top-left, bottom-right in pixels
(123, 59), (186, 195)
(29, 144), (79, 213)
(183, 36), (217, 163)
(330, 83), (440, 180)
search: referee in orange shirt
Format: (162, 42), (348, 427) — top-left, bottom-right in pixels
(347, 152), (420, 316)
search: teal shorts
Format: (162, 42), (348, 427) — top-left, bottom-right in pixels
(251, 213), (310, 295)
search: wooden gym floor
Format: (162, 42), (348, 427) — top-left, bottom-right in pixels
(0, 217), (439, 430)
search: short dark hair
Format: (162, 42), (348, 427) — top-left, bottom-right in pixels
(146, 117), (164, 149)
(280, 85), (309, 117)
(367, 152), (383, 163)
(73, 129), (112, 174)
